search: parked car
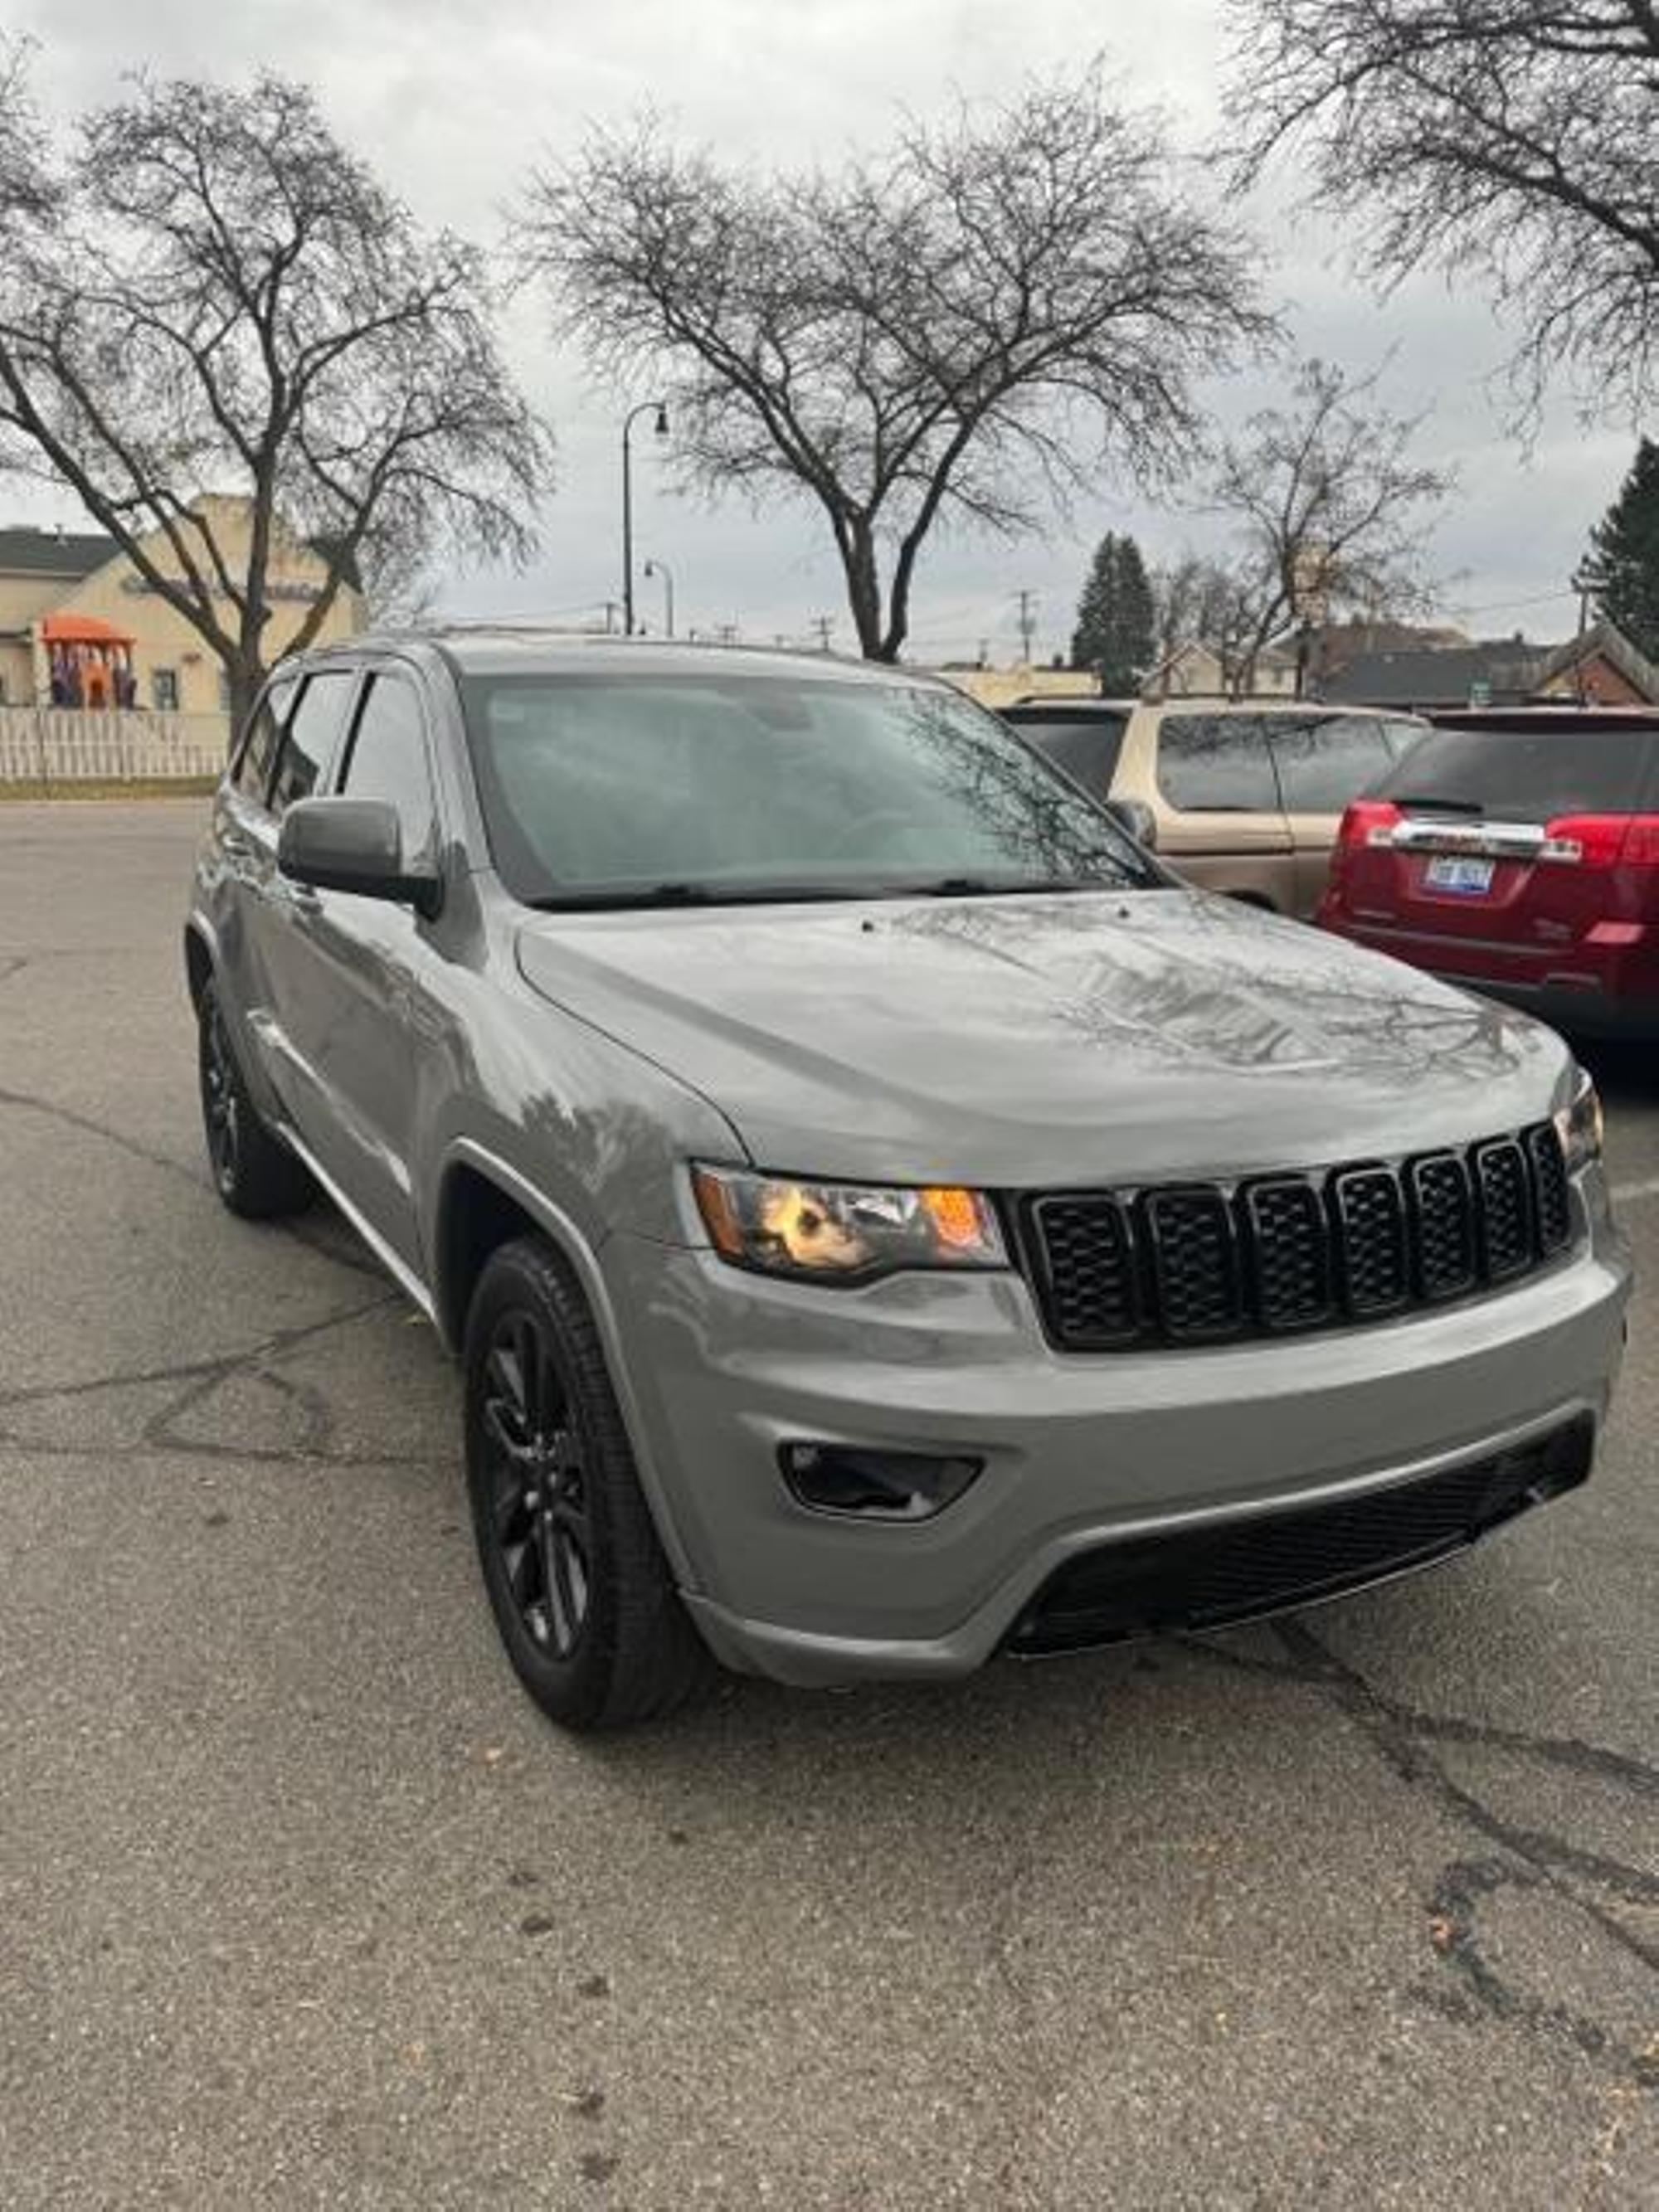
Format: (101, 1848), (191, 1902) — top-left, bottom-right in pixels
(1320, 707), (1659, 1038)
(1000, 697), (1428, 917)
(186, 637), (1627, 1730)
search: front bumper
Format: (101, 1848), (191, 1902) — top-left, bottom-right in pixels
(606, 1178), (1630, 1686)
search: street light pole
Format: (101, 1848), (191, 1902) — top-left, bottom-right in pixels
(621, 401), (669, 637)
(643, 557), (675, 639)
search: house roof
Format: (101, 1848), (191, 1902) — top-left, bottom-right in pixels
(0, 527), (117, 580)
(1318, 639), (1557, 710)
(0, 516), (362, 592)
(1536, 618), (1659, 703)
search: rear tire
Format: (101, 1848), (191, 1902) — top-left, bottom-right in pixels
(197, 978), (312, 1218)
(463, 1236), (714, 1731)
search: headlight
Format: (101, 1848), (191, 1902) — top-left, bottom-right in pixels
(1554, 1071), (1603, 1175)
(691, 1164), (1006, 1283)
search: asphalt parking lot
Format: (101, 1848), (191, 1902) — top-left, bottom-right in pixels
(1, 799), (1656, 2209)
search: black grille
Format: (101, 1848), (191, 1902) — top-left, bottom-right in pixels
(1528, 1125), (1572, 1254)
(1143, 1189), (1240, 1339)
(1407, 1153), (1477, 1300)
(1006, 1415), (1593, 1655)
(1475, 1138), (1535, 1280)
(1024, 1121), (1573, 1352)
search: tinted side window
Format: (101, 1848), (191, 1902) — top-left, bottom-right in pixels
(1156, 716), (1280, 811)
(338, 673), (437, 863)
(1010, 715), (1128, 797)
(231, 673), (297, 804)
(1269, 716), (1399, 813)
(269, 670), (358, 818)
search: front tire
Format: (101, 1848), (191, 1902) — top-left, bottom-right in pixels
(463, 1236), (714, 1731)
(197, 979), (312, 1218)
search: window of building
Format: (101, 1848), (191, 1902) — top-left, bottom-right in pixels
(338, 673), (437, 863)
(151, 668), (180, 712)
(1155, 715), (1282, 812)
(267, 669), (358, 817)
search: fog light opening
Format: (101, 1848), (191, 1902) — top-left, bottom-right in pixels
(780, 1441), (983, 1520)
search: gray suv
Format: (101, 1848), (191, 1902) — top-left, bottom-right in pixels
(186, 634), (1630, 1731)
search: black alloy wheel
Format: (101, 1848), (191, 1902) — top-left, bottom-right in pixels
(195, 977), (311, 1218)
(463, 1237), (714, 1730)
(479, 1309), (593, 1660)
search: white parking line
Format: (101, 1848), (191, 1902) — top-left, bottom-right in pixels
(1611, 1175), (1659, 1204)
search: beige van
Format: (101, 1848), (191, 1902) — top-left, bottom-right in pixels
(1002, 698), (1428, 917)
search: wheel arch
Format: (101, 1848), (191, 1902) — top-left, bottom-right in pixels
(433, 1141), (698, 1589)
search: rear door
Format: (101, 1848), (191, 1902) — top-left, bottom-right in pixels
(1271, 712), (1426, 917)
(209, 669), (299, 1072)
(1150, 712), (1292, 905)
(1360, 722), (1659, 988)
(248, 666), (362, 1140)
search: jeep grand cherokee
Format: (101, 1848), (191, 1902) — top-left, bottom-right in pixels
(185, 635), (1629, 1730)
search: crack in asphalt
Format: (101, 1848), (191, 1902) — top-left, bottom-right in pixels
(1192, 1622), (1659, 2089)
(0, 1081), (209, 1194)
(0, 1291), (456, 1470)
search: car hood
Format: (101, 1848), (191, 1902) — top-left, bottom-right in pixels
(515, 889), (1571, 1187)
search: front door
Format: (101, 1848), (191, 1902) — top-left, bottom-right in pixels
(260, 665), (445, 1275)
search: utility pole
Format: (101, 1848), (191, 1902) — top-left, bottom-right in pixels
(717, 623), (738, 644)
(1015, 589), (1038, 665)
(811, 615), (834, 652)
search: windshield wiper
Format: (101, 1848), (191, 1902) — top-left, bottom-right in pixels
(899, 873), (1142, 898)
(526, 880), (871, 912)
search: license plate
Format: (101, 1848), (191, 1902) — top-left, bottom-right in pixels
(1425, 855), (1495, 896)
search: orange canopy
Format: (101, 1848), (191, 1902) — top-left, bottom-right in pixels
(41, 612), (135, 645)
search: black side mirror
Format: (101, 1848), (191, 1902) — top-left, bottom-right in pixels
(277, 796), (440, 916)
(1103, 796), (1158, 851)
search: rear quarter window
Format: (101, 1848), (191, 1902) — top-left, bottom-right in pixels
(1379, 727), (1656, 819)
(1155, 715), (1281, 811)
(1007, 713), (1128, 797)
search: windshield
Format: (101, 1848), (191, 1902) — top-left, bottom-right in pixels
(1379, 726), (1655, 820)
(460, 671), (1162, 906)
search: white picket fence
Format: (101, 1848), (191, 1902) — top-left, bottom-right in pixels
(0, 707), (231, 785)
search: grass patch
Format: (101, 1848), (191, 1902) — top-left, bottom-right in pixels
(0, 775), (218, 801)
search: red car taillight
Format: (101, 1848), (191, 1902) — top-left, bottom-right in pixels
(1340, 800), (1404, 847)
(1326, 800), (1402, 903)
(1541, 814), (1659, 867)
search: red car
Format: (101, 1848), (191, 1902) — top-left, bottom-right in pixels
(1319, 707), (1659, 1038)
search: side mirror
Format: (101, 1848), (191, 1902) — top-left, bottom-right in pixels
(1103, 796), (1157, 851)
(277, 796), (440, 916)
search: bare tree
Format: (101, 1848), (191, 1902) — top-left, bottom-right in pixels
(518, 70), (1267, 662)
(1196, 360), (1450, 693)
(1150, 553), (1254, 687)
(0, 56), (551, 725)
(1227, 1), (1659, 413)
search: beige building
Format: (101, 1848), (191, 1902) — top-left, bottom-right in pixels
(933, 663), (1103, 711)
(0, 494), (366, 717)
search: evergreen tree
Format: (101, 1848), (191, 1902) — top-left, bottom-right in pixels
(1071, 532), (1157, 692)
(1590, 440), (1659, 661)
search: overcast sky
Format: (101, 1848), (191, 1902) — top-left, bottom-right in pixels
(9, 0), (1637, 661)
